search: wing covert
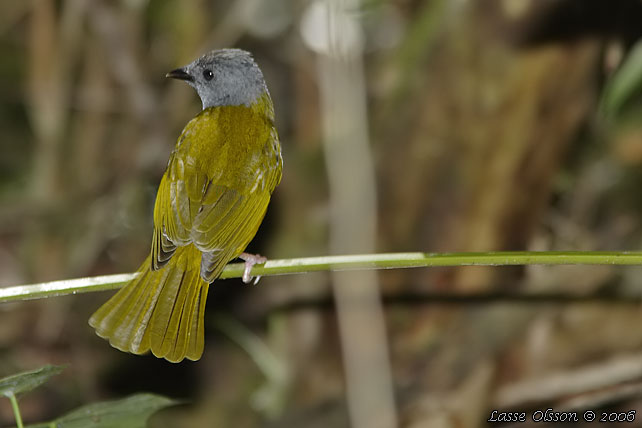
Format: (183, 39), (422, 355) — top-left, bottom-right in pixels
(150, 104), (281, 280)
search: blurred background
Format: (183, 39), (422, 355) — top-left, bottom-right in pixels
(3, 0), (642, 426)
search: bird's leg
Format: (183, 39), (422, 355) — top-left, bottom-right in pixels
(239, 252), (267, 284)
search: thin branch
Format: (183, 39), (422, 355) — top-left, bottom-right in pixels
(266, 291), (642, 315)
(8, 392), (24, 428)
(2, 251), (642, 303)
(494, 352), (642, 409)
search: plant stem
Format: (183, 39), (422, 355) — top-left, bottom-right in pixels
(2, 251), (642, 303)
(8, 392), (24, 428)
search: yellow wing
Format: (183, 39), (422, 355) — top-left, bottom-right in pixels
(151, 100), (282, 282)
(91, 95), (282, 362)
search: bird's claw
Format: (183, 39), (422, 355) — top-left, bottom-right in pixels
(239, 252), (267, 284)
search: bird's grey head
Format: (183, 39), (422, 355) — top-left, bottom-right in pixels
(166, 49), (267, 109)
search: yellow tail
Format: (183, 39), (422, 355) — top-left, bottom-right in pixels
(89, 245), (218, 363)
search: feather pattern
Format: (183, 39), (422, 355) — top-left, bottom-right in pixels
(90, 91), (282, 362)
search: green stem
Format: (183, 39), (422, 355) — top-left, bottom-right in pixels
(2, 251), (642, 303)
(8, 392), (24, 428)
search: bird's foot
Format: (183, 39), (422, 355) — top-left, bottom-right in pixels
(239, 252), (267, 284)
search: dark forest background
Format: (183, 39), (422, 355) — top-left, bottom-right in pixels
(3, 1), (642, 427)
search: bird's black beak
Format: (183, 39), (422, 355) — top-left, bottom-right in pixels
(166, 67), (193, 82)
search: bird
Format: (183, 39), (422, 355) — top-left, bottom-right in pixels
(89, 49), (282, 363)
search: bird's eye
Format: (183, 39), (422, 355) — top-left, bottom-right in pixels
(203, 69), (213, 81)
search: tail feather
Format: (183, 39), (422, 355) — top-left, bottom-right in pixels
(188, 283), (209, 359)
(89, 245), (222, 362)
(165, 269), (200, 362)
(92, 267), (157, 348)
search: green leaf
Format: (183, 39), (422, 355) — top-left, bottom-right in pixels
(601, 40), (642, 118)
(0, 365), (65, 398)
(30, 393), (179, 428)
